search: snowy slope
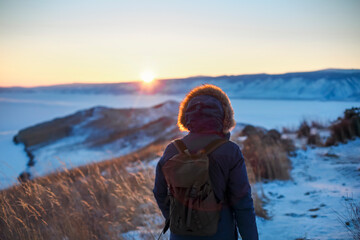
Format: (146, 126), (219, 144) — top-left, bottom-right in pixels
(257, 139), (360, 240)
(1, 69), (360, 101)
(13, 101), (182, 177)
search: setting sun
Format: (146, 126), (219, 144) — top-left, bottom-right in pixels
(141, 71), (155, 83)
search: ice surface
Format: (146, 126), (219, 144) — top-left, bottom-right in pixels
(231, 99), (360, 130)
(0, 133), (28, 189)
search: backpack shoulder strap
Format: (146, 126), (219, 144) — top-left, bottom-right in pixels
(172, 139), (187, 154)
(172, 138), (228, 155)
(203, 138), (228, 155)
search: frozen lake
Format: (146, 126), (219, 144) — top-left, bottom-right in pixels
(0, 92), (359, 189)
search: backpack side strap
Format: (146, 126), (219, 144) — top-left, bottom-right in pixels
(173, 139), (187, 153)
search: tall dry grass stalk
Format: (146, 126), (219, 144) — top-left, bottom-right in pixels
(336, 199), (360, 240)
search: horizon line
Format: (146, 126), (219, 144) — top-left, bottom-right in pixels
(1, 67), (359, 88)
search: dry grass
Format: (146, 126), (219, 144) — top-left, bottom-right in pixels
(326, 107), (360, 146)
(0, 143), (168, 240)
(244, 134), (291, 181)
(235, 125), (294, 181)
(296, 120), (325, 147)
(0, 169), (160, 240)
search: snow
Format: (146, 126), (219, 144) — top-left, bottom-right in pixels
(22, 101), (180, 180)
(29, 136), (112, 177)
(26, 129), (166, 178)
(121, 227), (169, 240)
(120, 212), (167, 240)
(256, 139), (360, 240)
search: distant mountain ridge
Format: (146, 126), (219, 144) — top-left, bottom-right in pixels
(2, 69), (360, 101)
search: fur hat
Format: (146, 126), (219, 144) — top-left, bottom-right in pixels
(177, 84), (236, 133)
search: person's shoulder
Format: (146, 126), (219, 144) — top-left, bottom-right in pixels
(164, 141), (178, 154)
(210, 140), (244, 169)
(217, 140), (240, 152)
(215, 140), (245, 160)
(158, 140), (178, 165)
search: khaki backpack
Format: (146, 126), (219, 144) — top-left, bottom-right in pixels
(161, 138), (228, 236)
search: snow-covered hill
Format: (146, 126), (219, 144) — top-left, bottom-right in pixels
(2, 69), (360, 101)
(13, 101), (182, 177)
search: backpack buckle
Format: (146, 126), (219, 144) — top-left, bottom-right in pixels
(167, 186), (173, 196)
(184, 149), (191, 156)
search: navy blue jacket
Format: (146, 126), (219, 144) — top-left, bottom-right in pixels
(153, 133), (259, 240)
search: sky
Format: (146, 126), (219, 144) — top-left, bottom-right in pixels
(0, 0), (360, 87)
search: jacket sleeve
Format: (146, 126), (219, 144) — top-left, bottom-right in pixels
(153, 144), (176, 220)
(228, 146), (259, 240)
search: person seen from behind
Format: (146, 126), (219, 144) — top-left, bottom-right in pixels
(153, 84), (259, 240)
